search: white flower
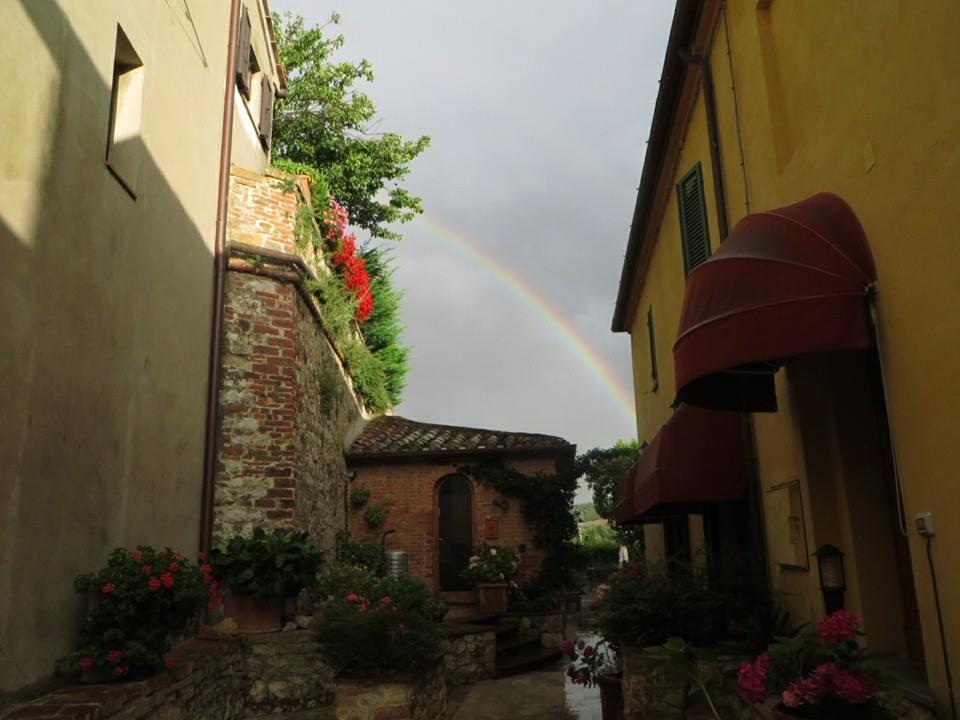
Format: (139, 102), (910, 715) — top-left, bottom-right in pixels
(489, 548), (497, 556)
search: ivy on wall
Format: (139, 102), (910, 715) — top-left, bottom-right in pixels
(458, 460), (578, 585)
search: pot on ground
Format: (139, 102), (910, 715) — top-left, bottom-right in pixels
(223, 592), (284, 633)
(476, 582), (509, 615)
(597, 673), (624, 720)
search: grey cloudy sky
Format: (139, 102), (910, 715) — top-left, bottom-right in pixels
(273, 1), (676, 500)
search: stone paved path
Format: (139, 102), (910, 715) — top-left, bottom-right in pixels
(447, 669), (602, 719)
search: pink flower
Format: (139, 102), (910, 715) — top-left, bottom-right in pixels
(582, 645), (595, 658)
(105, 650), (122, 664)
(345, 593), (359, 602)
(79, 657), (93, 669)
(738, 655), (770, 704)
(114, 665), (128, 677)
(101, 583), (116, 594)
(142, 565), (153, 575)
(149, 577), (162, 592)
(560, 639), (575, 656)
(131, 551), (142, 562)
(168, 562), (179, 572)
(781, 666), (830, 709)
(831, 668), (879, 704)
(197, 551), (208, 562)
(818, 610), (860, 643)
(380, 596), (392, 607)
(160, 572), (175, 589)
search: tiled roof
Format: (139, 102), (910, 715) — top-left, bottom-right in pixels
(347, 416), (573, 457)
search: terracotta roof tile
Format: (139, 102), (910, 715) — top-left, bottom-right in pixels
(348, 416), (573, 457)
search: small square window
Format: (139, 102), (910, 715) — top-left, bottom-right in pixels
(106, 26), (144, 198)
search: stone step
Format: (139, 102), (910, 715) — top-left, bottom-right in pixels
(495, 633), (541, 657)
(495, 646), (562, 678)
(246, 710), (333, 720)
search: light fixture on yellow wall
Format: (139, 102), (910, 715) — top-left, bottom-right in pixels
(813, 544), (847, 614)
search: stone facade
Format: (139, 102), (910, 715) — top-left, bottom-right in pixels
(516, 613), (566, 649)
(442, 627), (496, 686)
(3, 632), (334, 720)
(347, 457), (560, 591)
(214, 168), (365, 552)
(334, 663), (446, 720)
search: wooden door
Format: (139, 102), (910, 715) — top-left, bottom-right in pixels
(438, 475), (473, 591)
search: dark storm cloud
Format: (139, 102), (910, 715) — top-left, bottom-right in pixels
(272, 0), (676, 499)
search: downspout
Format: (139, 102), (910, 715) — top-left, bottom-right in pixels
(199, 0), (241, 554)
(679, 48), (729, 238)
(680, 44), (770, 582)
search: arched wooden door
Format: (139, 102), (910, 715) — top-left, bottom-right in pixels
(437, 474), (473, 590)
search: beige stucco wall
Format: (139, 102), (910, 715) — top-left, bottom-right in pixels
(0, 0), (230, 696)
(623, 0), (960, 707)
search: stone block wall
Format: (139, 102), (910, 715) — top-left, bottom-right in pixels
(443, 627), (496, 686)
(516, 613), (566, 649)
(347, 457), (559, 591)
(334, 663), (445, 720)
(214, 168), (365, 553)
(243, 630), (333, 717)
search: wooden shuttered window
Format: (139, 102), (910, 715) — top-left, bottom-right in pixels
(647, 305), (659, 391)
(677, 162), (711, 275)
(259, 75), (274, 148)
(236, 6), (252, 98)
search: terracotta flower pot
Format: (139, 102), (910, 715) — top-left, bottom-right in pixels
(223, 592), (284, 633)
(476, 582), (509, 614)
(597, 673), (624, 720)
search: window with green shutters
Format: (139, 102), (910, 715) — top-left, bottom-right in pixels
(647, 305), (659, 391)
(677, 162), (711, 275)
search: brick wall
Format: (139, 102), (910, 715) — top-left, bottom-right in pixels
(347, 456), (560, 591)
(214, 168), (365, 551)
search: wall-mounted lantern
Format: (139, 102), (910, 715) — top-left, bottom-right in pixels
(812, 544), (846, 614)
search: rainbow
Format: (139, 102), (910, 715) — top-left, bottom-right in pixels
(414, 213), (637, 427)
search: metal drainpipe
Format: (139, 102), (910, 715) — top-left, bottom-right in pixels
(680, 46), (770, 580)
(199, 0), (241, 554)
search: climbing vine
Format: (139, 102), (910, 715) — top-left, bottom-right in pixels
(458, 461), (578, 585)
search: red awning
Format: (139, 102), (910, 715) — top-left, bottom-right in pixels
(673, 193), (877, 411)
(614, 405), (745, 525)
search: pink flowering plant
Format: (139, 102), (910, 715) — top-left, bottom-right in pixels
(561, 637), (619, 687)
(739, 611), (899, 716)
(461, 543), (519, 585)
(62, 546), (217, 679)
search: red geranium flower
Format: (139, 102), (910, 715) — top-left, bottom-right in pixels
(101, 583), (115, 594)
(131, 551), (142, 562)
(113, 665), (128, 677)
(160, 572), (175, 589)
(818, 610), (859, 643)
(105, 650), (122, 664)
(142, 565), (152, 575)
(79, 657), (93, 669)
(168, 562), (179, 572)
(149, 577), (162, 592)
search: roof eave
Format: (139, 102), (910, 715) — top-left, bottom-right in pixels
(611, 0), (704, 333)
(345, 442), (577, 467)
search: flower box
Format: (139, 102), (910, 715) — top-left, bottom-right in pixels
(476, 582), (509, 615)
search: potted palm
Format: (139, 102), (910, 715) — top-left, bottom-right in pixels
(211, 527), (323, 633)
(462, 543), (518, 614)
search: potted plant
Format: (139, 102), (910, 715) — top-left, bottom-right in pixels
(364, 503), (388, 528)
(211, 527), (322, 633)
(739, 610), (899, 720)
(561, 637), (623, 720)
(462, 543), (518, 614)
(62, 546), (217, 681)
(350, 486), (371, 508)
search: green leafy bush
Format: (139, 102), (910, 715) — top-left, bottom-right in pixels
(596, 561), (724, 647)
(210, 527), (323, 601)
(62, 546), (216, 679)
(315, 569), (445, 677)
(363, 503), (389, 528)
(334, 533), (385, 576)
(349, 486), (371, 507)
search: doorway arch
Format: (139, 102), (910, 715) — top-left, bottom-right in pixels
(436, 474), (473, 591)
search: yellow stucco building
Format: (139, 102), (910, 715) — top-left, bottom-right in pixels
(0, 0), (283, 699)
(614, 0), (960, 712)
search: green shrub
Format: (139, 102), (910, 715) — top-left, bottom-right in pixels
(62, 546), (216, 679)
(349, 486), (371, 507)
(210, 527), (323, 601)
(315, 570), (445, 677)
(363, 503), (389, 528)
(334, 533), (385, 576)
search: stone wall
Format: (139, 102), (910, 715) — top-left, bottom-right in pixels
(334, 663), (446, 720)
(443, 627), (496, 686)
(243, 630), (333, 717)
(214, 168), (365, 552)
(347, 457), (560, 591)
(516, 613), (566, 649)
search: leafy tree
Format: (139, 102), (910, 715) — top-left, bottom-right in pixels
(576, 439), (641, 528)
(272, 12), (430, 242)
(361, 248), (410, 406)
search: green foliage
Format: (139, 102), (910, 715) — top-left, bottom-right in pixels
(210, 527), (323, 601)
(293, 199), (320, 252)
(363, 503), (389, 528)
(334, 532), (386, 576)
(361, 247), (409, 405)
(314, 569), (445, 677)
(576, 440), (644, 545)
(462, 543), (518, 586)
(646, 638), (742, 720)
(508, 578), (564, 613)
(62, 546), (213, 679)
(576, 523), (619, 552)
(595, 561), (724, 648)
(342, 339), (390, 413)
(273, 13), (430, 242)
(574, 502), (600, 522)
(349, 486), (371, 508)
(461, 460), (578, 587)
(304, 273), (356, 341)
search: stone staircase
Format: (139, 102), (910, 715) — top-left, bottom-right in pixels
(448, 611), (562, 678)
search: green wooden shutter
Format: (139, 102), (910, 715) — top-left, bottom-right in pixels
(677, 163), (711, 275)
(647, 305), (659, 391)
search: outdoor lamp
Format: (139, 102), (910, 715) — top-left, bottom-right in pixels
(813, 544), (846, 614)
